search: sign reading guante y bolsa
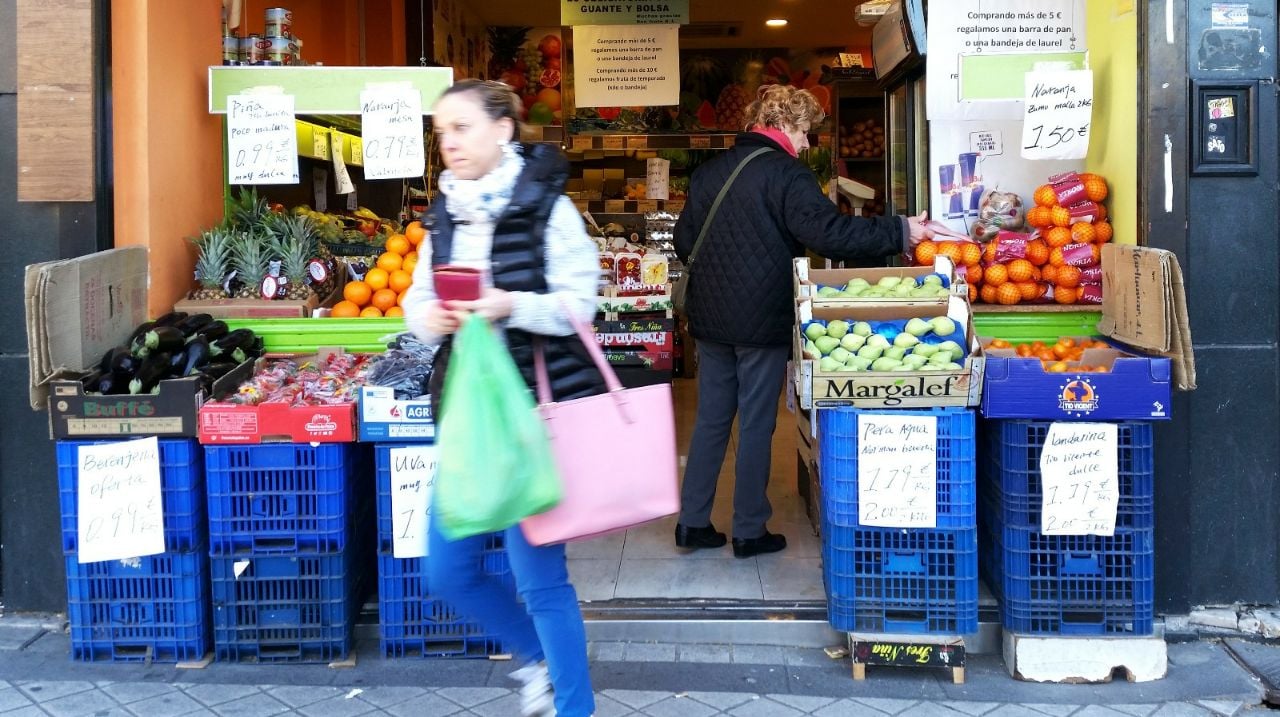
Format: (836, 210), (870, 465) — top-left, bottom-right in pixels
(561, 0), (688, 26)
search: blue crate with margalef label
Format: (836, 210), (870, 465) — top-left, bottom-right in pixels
(358, 386), (435, 442)
(205, 443), (370, 554)
(823, 521), (978, 635)
(818, 407), (977, 530)
(57, 439), (205, 554)
(994, 524), (1154, 636)
(66, 551), (209, 663)
(211, 550), (362, 663)
(378, 538), (511, 659)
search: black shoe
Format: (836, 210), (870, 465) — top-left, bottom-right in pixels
(733, 531), (787, 558)
(675, 523), (727, 549)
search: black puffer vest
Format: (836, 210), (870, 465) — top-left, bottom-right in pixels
(425, 143), (606, 418)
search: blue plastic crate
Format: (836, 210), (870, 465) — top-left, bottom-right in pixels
(995, 524), (1154, 636)
(982, 420), (1154, 531)
(818, 407), (977, 529)
(57, 439), (205, 554)
(377, 538), (511, 658)
(205, 443), (369, 554)
(65, 551), (209, 663)
(211, 551), (361, 663)
(822, 522), (978, 635)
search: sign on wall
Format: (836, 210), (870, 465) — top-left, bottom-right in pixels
(227, 94), (299, 185)
(562, 0), (688, 26)
(573, 24), (680, 108)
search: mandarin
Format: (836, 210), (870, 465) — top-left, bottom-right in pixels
(1054, 286), (1077, 304)
(343, 280), (373, 307)
(1033, 184), (1057, 207)
(1080, 173), (1109, 202)
(980, 284), (998, 304)
(965, 264), (983, 285)
(914, 239), (938, 266)
(983, 241), (998, 264)
(1070, 222), (1095, 244)
(1025, 205), (1051, 229)
(1049, 247), (1066, 267)
(1007, 259), (1035, 282)
(1044, 226), (1072, 248)
(984, 262), (1009, 286)
(996, 283), (1022, 305)
(937, 242), (963, 263)
(1017, 281), (1041, 301)
(1093, 220), (1114, 243)
(960, 242), (983, 267)
(1055, 265), (1082, 289)
(1050, 205), (1072, 227)
(1041, 264), (1059, 284)
(1025, 239), (1049, 266)
(968, 283), (978, 303)
(330, 300), (361, 318)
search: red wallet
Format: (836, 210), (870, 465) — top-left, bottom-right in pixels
(434, 265), (483, 302)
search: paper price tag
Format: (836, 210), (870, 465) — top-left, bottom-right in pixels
(312, 167), (328, 212)
(360, 87), (426, 179)
(572, 135), (593, 151)
(604, 200), (626, 213)
(350, 137), (364, 166)
(1039, 423), (1119, 535)
(312, 128), (331, 160)
(628, 136), (648, 149)
(389, 445), (437, 558)
(227, 94), (299, 184)
(332, 132), (355, 195)
(637, 200), (659, 213)
(856, 414), (938, 528)
(76, 437), (165, 563)
(603, 136), (625, 150)
(347, 188), (359, 211)
(1021, 69), (1094, 160)
(690, 136), (711, 149)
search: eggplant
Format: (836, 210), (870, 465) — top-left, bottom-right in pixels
(199, 361), (239, 380)
(169, 346), (190, 373)
(128, 352), (172, 395)
(195, 320), (229, 342)
(79, 369), (104, 393)
(210, 328), (256, 357)
(153, 311), (188, 328)
(111, 353), (140, 379)
(96, 374), (126, 395)
(176, 313), (215, 337)
(126, 320), (157, 347)
(133, 326), (186, 357)
(98, 346), (129, 373)
(182, 337), (211, 376)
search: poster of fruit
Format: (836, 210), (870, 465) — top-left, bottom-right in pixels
(572, 48), (838, 134)
(489, 27), (564, 126)
(433, 0), (490, 81)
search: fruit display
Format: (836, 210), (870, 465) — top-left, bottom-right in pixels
(985, 336), (1115, 373)
(839, 116), (885, 159)
(913, 172), (1112, 306)
(77, 313), (264, 396)
(213, 352), (372, 407)
(490, 27), (562, 125)
(329, 220), (425, 318)
(813, 273), (954, 300)
(800, 315), (969, 373)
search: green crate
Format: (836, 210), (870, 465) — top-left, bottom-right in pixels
(224, 318), (407, 354)
(972, 311), (1102, 345)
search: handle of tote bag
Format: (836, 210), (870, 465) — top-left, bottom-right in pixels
(533, 300), (628, 407)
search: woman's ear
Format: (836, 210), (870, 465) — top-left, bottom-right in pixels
(496, 116), (516, 143)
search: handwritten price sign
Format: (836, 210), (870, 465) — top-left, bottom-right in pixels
(76, 437), (165, 563)
(389, 445), (437, 558)
(1021, 69), (1093, 161)
(857, 414), (938, 528)
(227, 94), (299, 184)
(1039, 422), (1119, 535)
(360, 87), (426, 180)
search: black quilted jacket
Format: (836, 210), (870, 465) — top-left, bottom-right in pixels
(674, 131), (908, 347)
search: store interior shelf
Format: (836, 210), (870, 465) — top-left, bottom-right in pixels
(570, 199), (686, 214)
(296, 120), (363, 167)
(560, 132), (740, 151)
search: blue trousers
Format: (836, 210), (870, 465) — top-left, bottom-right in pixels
(427, 521), (595, 716)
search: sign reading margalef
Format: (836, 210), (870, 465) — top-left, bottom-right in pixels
(562, 0), (688, 26)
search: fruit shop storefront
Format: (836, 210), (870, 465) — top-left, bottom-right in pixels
(4, 0), (1279, 673)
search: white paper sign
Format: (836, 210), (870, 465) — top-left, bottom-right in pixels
(76, 437), (165, 563)
(573, 24), (680, 108)
(1021, 70), (1093, 160)
(312, 167), (328, 212)
(857, 414), (938, 528)
(227, 94), (299, 184)
(389, 445), (437, 558)
(645, 158), (670, 200)
(360, 87), (426, 180)
(332, 133), (355, 195)
(1039, 422), (1119, 535)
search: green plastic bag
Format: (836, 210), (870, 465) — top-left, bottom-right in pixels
(434, 314), (562, 540)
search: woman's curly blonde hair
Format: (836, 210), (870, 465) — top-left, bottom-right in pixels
(743, 85), (825, 132)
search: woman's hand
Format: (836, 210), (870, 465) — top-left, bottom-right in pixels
(448, 288), (515, 322)
(906, 211), (935, 250)
(421, 300), (467, 335)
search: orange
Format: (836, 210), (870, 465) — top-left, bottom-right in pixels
(1050, 205), (1072, 227)
(405, 221), (426, 246)
(1056, 265), (1082, 289)
(402, 253), (418, 274)
(1025, 206), (1051, 229)
(385, 234), (411, 256)
(982, 241), (998, 265)
(1007, 259), (1035, 282)
(1047, 361), (1069, 373)
(343, 280), (373, 307)
(1093, 220), (1114, 244)
(371, 288), (399, 313)
(1017, 281), (1041, 301)
(397, 289), (409, 306)
(360, 306), (384, 318)
(388, 269), (413, 294)
(331, 300), (361, 318)
(968, 283), (978, 303)
(1036, 348), (1057, 362)
(990, 339), (1012, 349)
(383, 306), (404, 318)
(1044, 226), (1072, 248)
(984, 263), (1009, 286)
(1091, 244), (1103, 264)
(1054, 286), (1077, 304)
(1041, 264), (1059, 284)
(996, 283), (1022, 305)
(1033, 184), (1057, 207)
(980, 284), (998, 304)
(377, 252), (404, 273)
(1049, 247), (1066, 267)
(960, 242), (983, 267)
(1025, 239), (1049, 266)
(913, 240), (937, 266)
(1016, 343), (1034, 357)
(364, 267), (390, 291)
(1070, 222), (1096, 244)
(1095, 203), (1108, 221)
(965, 264), (983, 285)
(1080, 173), (1109, 202)
(937, 242), (963, 263)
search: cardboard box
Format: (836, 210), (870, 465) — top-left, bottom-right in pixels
(1098, 244), (1195, 390)
(980, 337), (1173, 420)
(172, 280), (339, 319)
(357, 385), (434, 442)
(793, 296), (985, 410)
(793, 256), (961, 310)
(593, 318), (674, 352)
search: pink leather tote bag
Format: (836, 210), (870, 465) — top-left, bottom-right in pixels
(520, 312), (679, 545)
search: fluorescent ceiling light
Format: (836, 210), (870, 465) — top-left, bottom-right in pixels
(765, 18), (788, 27)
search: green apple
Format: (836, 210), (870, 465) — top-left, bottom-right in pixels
(804, 323), (827, 341)
(867, 334), (891, 350)
(871, 357), (902, 371)
(885, 346), (908, 361)
(853, 322), (874, 337)
(877, 276), (903, 289)
(894, 332), (920, 349)
(840, 333), (866, 352)
(905, 317), (932, 337)
(815, 336), (840, 355)
(913, 343), (939, 358)
(847, 356), (872, 371)
(829, 347), (852, 364)
(803, 340), (821, 360)
(819, 356), (843, 372)
(930, 317), (957, 337)
(826, 320), (850, 339)
(817, 286), (841, 298)
(903, 354), (929, 369)
(857, 345), (884, 361)
(937, 340), (963, 361)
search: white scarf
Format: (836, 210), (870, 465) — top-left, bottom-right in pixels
(438, 143), (525, 225)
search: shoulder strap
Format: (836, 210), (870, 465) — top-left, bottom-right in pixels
(686, 147), (774, 272)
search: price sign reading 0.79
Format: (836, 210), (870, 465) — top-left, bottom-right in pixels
(226, 94), (300, 184)
(1021, 69), (1094, 161)
(856, 414), (938, 528)
(360, 87), (426, 180)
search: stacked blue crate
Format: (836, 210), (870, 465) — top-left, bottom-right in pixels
(980, 420), (1156, 635)
(205, 442), (372, 662)
(56, 439), (209, 662)
(374, 444), (512, 658)
(818, 407), (979, 635)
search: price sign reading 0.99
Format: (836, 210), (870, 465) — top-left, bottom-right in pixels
(1021, 69), (1094, 161)
(76, 437), (165, 563)
(227, 94), (300, 184)
(360, 87), (426, 180)
(856, 414), (938, 528)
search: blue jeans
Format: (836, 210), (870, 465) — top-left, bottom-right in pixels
(427, 521), (595, 716)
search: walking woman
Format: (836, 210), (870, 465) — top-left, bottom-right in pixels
(402, 79), (603, 717)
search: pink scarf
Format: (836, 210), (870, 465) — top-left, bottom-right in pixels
(751, 125), (797, 157)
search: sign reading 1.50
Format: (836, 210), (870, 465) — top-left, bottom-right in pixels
(1023, 123), (1089, 152)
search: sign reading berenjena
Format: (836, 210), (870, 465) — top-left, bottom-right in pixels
(562, 0), (688, 26)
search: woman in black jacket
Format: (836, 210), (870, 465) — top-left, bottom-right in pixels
(673, 84), (932, 557)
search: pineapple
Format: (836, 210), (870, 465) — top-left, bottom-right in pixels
(189, 228), (234, 300)
(278, 235), (315, 301)
(231, 232), (271, 299)
(226, 187), (271, 233)
(715, 56), (766, 131)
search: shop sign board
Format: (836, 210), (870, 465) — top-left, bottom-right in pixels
(389, 445), (436, 558)
(855, 414), (938, 528)
(227, 94), (299, 184)
(360, 86), (426, 180)
(1020, 69), (1093, 160)
(561, 0), (688, 26)
(75, 437), (165, 563)
(573, 24), (680, 108)
(1038, 422), (1119, 536)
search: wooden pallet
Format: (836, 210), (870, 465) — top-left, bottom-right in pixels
(846, 633), (966, 684)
